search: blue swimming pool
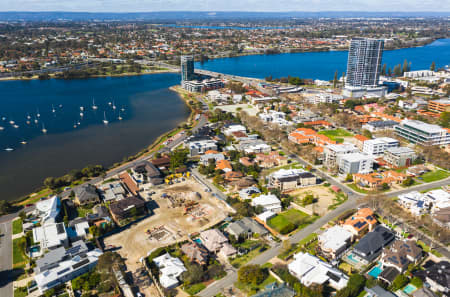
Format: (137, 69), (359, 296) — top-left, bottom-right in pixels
(346, 254), (359, 264)
(403, 284), (417, 294)
(368, 263), (383, 279)
(193, 238), (202, 244)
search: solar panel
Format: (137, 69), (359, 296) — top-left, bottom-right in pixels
(56, 223), (65, 234)
(326, 271), (341, 282)
(72, 259), (89, 270)
(57, 267), (70, 275)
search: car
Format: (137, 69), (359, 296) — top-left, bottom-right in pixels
(137, 293), (144, 297)
(26, 204), (33, 207)
(64, 187), (71, 191)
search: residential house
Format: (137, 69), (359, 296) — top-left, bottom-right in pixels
(132, 160), (163, 185)
(33, 223), (69, 251)
(188, 139), (218, 156)
(35, 247), (102, 293)
(151, 156), (171, 169)
(100, 181), (126, 202)
(352, 226), (395, 263)
(255, 152), (288, 168)
(239, 157), (255, 167)
(180, 242), (209, 265)
(239, 186), (261, 200)
(238, 139), (271, 154)
(153, 253), (187, 289)
(380, 240), (422, 273)
(343, 208), (378, 238)
(268, 169), (316, 192)
(415, 261), (449, 294)
(109, 196), (146, 223)
(412, 287), (438, 297)
(251, 283), (295, 297)
(35, 196), (61, 225)
(353, 171), (407, 190)
(35, 240), (88, 274)
(318, 226), (353, 259)
(288, 252), (348, 290)
(119, 172), (139, 195)
(216, 159), (233, 172)
(366, 286), (397, 297)
(74, 184), (100, 206)
(251, 194), (282, 213)
(225, 217), (268, 238)
(224, 171), (244, 182)
(200, 229), (237, 258)
(384, 147), (416, 168)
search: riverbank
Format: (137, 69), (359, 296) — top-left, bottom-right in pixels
(0, 67), (179, 82)
(10, 83), (195, 207)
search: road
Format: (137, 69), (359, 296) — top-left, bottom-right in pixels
(198, 176), (450, 297)
(0, 222), (13, 297)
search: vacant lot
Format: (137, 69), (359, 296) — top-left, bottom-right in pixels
(318, 128), (353, 143)
(291, 186), (345, 215)
(268, 209), (313, 234)
(104, 179), (229, 271)
(421, 170), (450, 183)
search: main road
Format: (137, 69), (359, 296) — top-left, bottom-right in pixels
(0, 222), (13, 297)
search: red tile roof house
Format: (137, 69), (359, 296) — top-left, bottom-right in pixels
(181, 241), (209, 266)
(119, 172), (139, 195)
(239, 157), (255, 167)
(255, 152), (288, 168)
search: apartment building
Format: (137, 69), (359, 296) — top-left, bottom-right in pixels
(362, 137), (399, 156)
(187, 139), (218, 156)
(338, 153), (373, 175)
(324, 143), (359, 168)
(383, 147), (416, 168)
(395, 120), (450, 146)
(428, 99), (450, 113)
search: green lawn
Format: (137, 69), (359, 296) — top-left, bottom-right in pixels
(348, 183), (374, 194)
(76, 206), (93, 218)
(14, 287), (27, 297)
(12, 219), (23, 235)
(230, 242), (268, 268)
(268, 209), (314, 234)
(13, 237), (27, 268)
(318, 129), (353, 142)
(235, 275), (278, 295)
(184, 283), (206, 296)
(421, 170), (450, 183)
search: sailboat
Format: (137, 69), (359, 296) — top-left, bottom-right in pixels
(36, 108), (41, 118)
(112, 100), (116, 110)
(1, 117), (6, 121)
(118, 111), (123, 121)
(26, 120), (31, 125)
(103, 112), (109, 124)
(9, 120), (15, 125)
(73, 122), (77, 128)
(27, 113), (31, 120)
(52, 104), (56, 113)
(5, 147), (13, 152)
(80, 106), (84, 111)
(0, 126), (4, 130)
(80, 111), (84, 117)
(34, 117), (38, 124)
(20, 140), (27, 145)
(121, 106), (125, 112)
(42, 123), (47, 134)
(92, 99), (98, 110)
(13, 124), (19, 128)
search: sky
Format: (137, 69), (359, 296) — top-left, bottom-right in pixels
(0, 0), (448, 12)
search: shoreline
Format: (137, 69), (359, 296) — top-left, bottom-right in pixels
(11, 83), (195, 206)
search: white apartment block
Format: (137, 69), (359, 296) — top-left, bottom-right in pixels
(338, 153), (373, 175)
(324, 144), (359, 168)
(362, 137), (399, 156)
(187, 139), (218, 156)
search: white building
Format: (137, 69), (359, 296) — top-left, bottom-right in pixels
(324, 144), (359, 168)
(259, 110), (291, 126)
(338, 153), (373, 175)
(33, 223), (69, 251)
(288, 252), (348, 290)
(35, 248), (102, 293)
(238, 139), (271, 154)
(306, 93), (343, 104)
(398, 189), (450, 216)
(362, 137), (399, 156)
(251, 194), (282, 213)
(362, 120), (399, 133)
(187, 139), (218, 156)
(223, 124), (247, 136)
(395, 120), (450, 146)
(153, 253), (187, 289)
(35, 196), (61, 225)
(318, 226), (353, 259)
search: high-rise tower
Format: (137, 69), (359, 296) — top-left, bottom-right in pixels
(181, 55), (195, 82)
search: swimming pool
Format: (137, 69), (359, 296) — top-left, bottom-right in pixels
(403, 284), (418, 294)
(193, 238), (202, 244)
(30, 246), (40, 253)
(368, 263), (383, 279)
(346, 254), (359, 264)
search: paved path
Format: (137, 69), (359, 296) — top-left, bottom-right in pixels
(0, 222), (13, 297)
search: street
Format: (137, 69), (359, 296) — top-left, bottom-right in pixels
(0, 222), (13, 297)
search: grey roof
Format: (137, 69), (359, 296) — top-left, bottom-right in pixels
(353, 226), (395, 262)
(379, 266), (399, 283)
(227, 217), (268, 237)
(412, 287), (438, 297)
(367, 286), (397, 297)
(417, 261), (450, 290)
(74, 184), (99, 203)
(133, 160), (161, 178)
(367, 120), (398, 127)
(36, 240), (88, 273)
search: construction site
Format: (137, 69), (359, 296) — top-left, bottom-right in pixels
(104, 178), (230, 272)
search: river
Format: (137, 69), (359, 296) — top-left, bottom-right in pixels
(0, 73), (190, 201)
(196, 38), (450, 80)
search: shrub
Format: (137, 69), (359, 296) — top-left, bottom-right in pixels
(279, 222), (296, 234)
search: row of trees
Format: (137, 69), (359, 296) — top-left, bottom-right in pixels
(43, 164), (105, 190)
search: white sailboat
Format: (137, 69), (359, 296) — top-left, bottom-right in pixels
(20, 140), (27, 145)
(1, 117), (6, 121)
(118, 111), (123, 121)
(112, 100), (116, 110)
(34, 117), (38, 124)
(26, 120), (31, 125)
(27, 113), (31, 120)
(73, 122), (77, 128)
(121, 106), (125, 112)
(9, 120), (15, 125)
(36, 108), (41, 118)
(13, 124), (19, 128)
(80, 106), (84, 111)
(0, 126), (4, 130)
(80, 111), (84, 117)
(103, 112), (109, 124)
(5, 147), (13, 152)
(52, 104), (56, 113)
(92, 99), (98, 110)
(42, 123), (47, 134)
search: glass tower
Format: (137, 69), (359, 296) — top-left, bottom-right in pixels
(346, 38), (384, 88)
(181, 55), (195, 82)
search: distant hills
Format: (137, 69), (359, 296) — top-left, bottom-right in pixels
(0, 11), (449, 21)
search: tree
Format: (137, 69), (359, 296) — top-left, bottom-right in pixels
(439, 111), (450, 128)
(0, 200), (12, 215)
(402, 177), (414, 187)
(333, 70), (338, 88)
(18, 211), (26, 221)
(381, 183), (390, 190)
(181, 263), (204, 285)
(391, 274), (409, 291)
(345, 174), (353, 182)
(430, 61), (436, 71)
(362, 129), (372, 139)
(170, 149), (188, 170)
(282, 239), (292, 254)
(238, 265), (268, 285)
(336, 274), (366, 297)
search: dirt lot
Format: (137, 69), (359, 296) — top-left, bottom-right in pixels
(290, 186), (340, 216)
(104, 179), (229, 271)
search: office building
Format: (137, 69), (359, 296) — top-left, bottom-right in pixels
(395, 120), (450, 146)
(180, 55), (195, 82)
(428, 99), (450, 113)
(346, 38), (384, 88)
(383, 147), (416, 168)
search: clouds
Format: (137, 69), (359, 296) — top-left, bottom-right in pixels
(1, 0), (448, 12)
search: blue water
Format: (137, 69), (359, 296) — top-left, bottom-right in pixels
(197, 38), (450, 80)
(368, 263), (383, 279)
(404, 284), (418, 294)
(0, 73), (190, 201)
(194, 238), (202, 244)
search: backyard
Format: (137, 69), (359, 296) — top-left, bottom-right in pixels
(318, 128), (353, 143)
(235, 274), (278, 295)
